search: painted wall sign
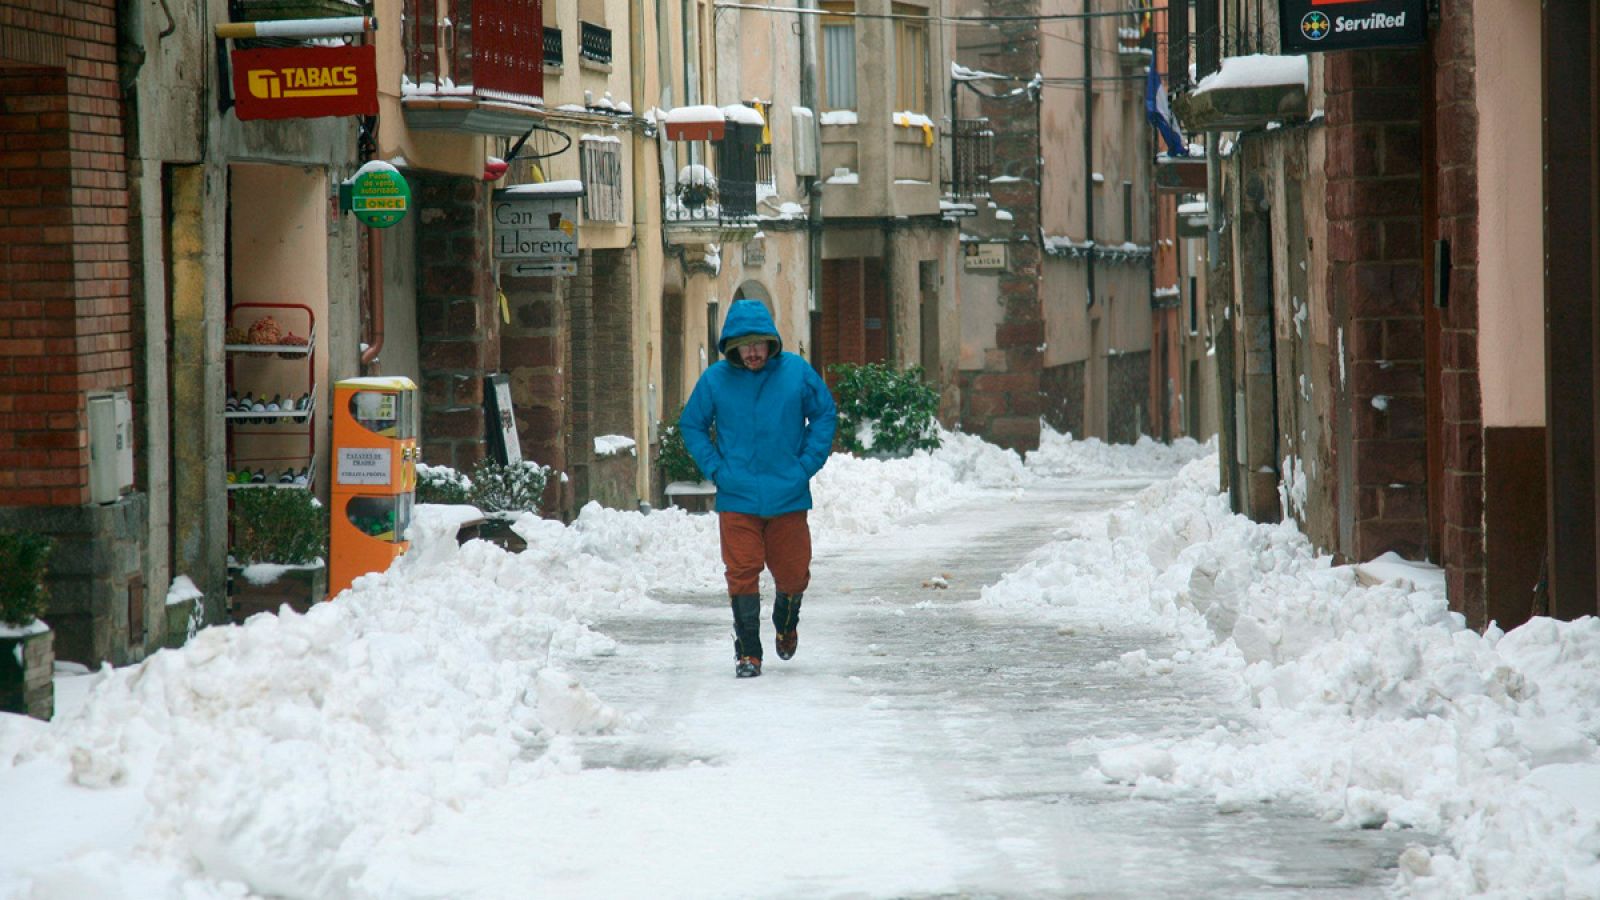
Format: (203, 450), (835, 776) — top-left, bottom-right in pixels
(232, 45), (378, 121)
(1278, 0), (1425, 53)
(964, 242), (1008, 270)
(492, 188), (582, 269)
(341, 161), (411, 228)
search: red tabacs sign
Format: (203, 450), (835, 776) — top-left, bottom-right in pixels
(232, 45), (378, 121)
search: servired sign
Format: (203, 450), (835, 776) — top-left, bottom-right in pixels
(232, 45), (378, 121)
(1278, 0), (1425, 53)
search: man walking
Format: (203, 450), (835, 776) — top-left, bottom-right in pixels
(680, 299), (837, 678)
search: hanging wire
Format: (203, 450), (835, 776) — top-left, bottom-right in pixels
(713, 2), (1165, 24)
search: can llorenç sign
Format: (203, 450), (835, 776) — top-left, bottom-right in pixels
(231, 45), (378, 121)
(492, 187), (583, 265)
(343, 161), (411, 228)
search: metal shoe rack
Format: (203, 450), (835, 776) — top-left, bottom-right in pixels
(224, 301), (318, 490)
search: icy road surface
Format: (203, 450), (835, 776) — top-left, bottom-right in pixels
(378, 479), (1416, 898)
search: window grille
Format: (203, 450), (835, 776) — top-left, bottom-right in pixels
(580, 21), (612, 65)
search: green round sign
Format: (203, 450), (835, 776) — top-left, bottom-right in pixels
(348, 161), (411, 228)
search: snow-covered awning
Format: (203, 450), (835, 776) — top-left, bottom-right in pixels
(664, 105), (726, 141)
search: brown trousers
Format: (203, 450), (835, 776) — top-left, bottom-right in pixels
(719, 510), (812, 596)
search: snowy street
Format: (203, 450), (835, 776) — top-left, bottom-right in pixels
(449, 479), (1412, 898)
(2, 432), (1598, 898)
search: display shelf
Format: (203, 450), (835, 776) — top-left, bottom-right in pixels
(224, 389), (318, 423)
(225, 324), (317, 356)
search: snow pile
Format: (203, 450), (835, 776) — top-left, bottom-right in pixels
(977, 456), (1600, 897)
(0, 534), (623, 898)
(1025, 426), (1214, 477)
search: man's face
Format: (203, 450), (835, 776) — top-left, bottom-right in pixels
(739, 341), (770, 370)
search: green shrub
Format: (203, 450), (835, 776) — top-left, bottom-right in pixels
(827, 362), (942, 456)
(416, 463), (473, 505)
(656, 416), (704, 484)
(468, 459), (549, 514)
(0, 530), (52, 627)
(230, 488), (328, 565)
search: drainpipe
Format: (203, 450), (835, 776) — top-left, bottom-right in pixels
(801, 0), (823, 371)
(360, 227), (385, 370)
(1083, 0), (1096, 307)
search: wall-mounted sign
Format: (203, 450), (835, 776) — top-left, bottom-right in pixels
(232, 45), (378, 121)
(743, 236), (766, 267)
(964, 242), (1008, 270)
(340, 161), (411, 228)
(1278, 0), (1425, 54)
(493, 185), (583, 273)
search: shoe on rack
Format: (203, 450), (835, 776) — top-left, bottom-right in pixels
(736, 656), (762, 678)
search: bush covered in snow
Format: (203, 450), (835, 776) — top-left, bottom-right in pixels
(228, 487), (327, 565)
(827, 362), (941, 456)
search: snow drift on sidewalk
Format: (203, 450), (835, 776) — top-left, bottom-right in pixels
(978, 454), (1600, 897)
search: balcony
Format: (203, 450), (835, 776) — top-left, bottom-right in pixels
(401, 0), (546, 136)
(1171, 55), (1309, 132)
(947, 117), (992, 200)
(661, 105), (760, 246)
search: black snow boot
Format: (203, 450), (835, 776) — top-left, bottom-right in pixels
(731, 594), (763, 677)
(773, 592), (802, 660)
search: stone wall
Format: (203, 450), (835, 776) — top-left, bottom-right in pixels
(415, 174), (496, 470)
(1108, 350), (1152, 444)
(1040, 360), (1085, 438)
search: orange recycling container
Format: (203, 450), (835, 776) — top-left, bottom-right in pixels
(330, 376), (418, 597)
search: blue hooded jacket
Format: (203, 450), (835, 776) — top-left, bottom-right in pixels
(679, 299), (837, 516)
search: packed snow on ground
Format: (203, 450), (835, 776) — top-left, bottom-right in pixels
(3, 427), (1596, 898)
(977, 453), (1600, 898)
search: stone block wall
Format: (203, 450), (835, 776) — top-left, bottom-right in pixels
(1324, 50), (1432, 565)
(1040, 361), (1085, 438)
(415, 174), (496, 470)
(0, 629), (53, 720)
(1108, 350), (1152, 444)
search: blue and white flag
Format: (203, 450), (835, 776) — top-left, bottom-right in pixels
(1145, 65), (1188, 157)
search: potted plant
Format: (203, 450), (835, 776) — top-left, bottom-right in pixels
(658, 413), (716, 512)
(675, 166), (718, 213)
(0, 530), (54, 720)
(228, 487), (329, 621)
(827, 362), (943, 458)
(417, 460), (550, 552)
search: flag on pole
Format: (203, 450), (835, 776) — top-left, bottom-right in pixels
(1144, 65), (1188, 157)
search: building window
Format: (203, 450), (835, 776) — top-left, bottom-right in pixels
(820, 1), (856, 111)
(543, 26), (563, 68)
(581, 137), (623, 222)
(580, 21), (612, 65)
(746, 101), (775, 186)
(893, 3), (929, 113)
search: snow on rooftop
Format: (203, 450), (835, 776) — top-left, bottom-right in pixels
(1194, 54), (1309, 95)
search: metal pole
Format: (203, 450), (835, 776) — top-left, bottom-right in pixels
(1083, 0), (1095, 306)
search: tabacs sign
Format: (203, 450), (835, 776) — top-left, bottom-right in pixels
(232, 45), (378, 120)
(1278, 0), (1425, 54)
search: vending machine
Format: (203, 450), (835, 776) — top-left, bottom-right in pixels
(330, 376), (418, 597)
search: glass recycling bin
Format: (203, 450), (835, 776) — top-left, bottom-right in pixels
(330, 376), (418, 597)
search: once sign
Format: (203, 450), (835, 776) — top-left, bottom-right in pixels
(343, 161), (411, 229)
(1278, 0), (1425, 53)
(492, 186), (583, 270)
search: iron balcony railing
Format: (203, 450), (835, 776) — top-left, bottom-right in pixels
(948, 118), (993, 199)
(543, 25), (563, 67)
(580, 21), (611, 65)
(666, 124), (760, 228)
(403, 0), (544, 105)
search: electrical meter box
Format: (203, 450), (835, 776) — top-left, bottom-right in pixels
(330, 376), (418, 597)
(87, 390), (134, 504)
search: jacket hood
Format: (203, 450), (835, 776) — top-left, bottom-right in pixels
(718, 299), (784, 357)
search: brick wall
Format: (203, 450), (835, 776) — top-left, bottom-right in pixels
(1324, 50), (1430, 562)
(1432, 6), (1485, 625)
(590, 248), (633, 437)
(503, 273), (567, 515)
(821, 258), (865, 382)
(0, 3), (134, 507)
(415, 174), (496, 470)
